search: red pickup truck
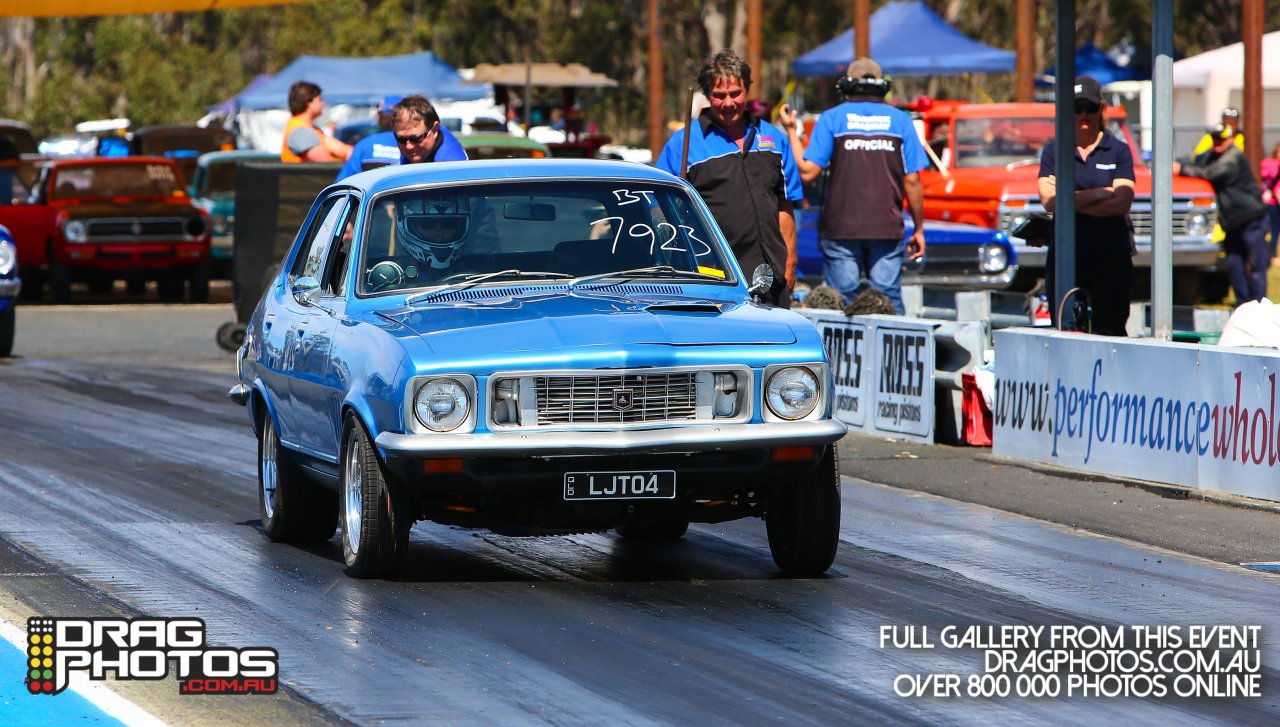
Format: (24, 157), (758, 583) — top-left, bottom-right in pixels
(1, 156), (211, 303)
(917, 102), (1221, 299)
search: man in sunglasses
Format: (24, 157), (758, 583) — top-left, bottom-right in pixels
(1036, 75), (1136, 336)
(392, 95), (468, 165)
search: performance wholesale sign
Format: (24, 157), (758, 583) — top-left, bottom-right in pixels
(798, 311), (935, 443)
(993, 329), (1280, 501)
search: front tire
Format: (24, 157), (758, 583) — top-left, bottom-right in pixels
(0, 305), (14, 357)
(189, 260), (211, 303)
(766, 445), (841, 576)
(340, 419), (412, 579)
(48, 256), (71, 304)
(258, 411), (337, 543)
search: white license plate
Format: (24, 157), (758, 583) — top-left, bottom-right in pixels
(564, 470), (676, 500)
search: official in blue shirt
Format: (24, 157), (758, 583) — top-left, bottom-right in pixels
(781, 57), (928, 316)
(656, 50), (803, 307)
(1037, 76), (1135, 336)
(336, 95), (405, 181)
(391, 95), (468, 168)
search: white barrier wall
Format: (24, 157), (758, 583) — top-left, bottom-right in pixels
(798, 310), (935, 444)
(994, 328), (1280, 502)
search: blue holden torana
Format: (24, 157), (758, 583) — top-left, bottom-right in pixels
(229, 159), (847, 579)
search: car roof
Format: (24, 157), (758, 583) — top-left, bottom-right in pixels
(341, 158), (678, 195)
(197, 149), (277, 165)
(49, 155), (181, 168)
(932, 102), (1127, 120)
(458, 134), (550, 151)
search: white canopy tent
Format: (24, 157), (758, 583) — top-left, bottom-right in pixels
(1170, 30), (1280, 146)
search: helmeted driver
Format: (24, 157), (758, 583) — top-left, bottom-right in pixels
(395, 194), (471, 270)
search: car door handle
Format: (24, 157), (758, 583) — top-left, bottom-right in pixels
(293, 322), (309, 351)
(263, 313), (275, 331)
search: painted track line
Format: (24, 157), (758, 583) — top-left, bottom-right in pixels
(0, 617), (167, 727)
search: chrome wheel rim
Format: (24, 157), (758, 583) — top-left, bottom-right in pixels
(343, 432), (363, 555)
(260, 417), (278, 520)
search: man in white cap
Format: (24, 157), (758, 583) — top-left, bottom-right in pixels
(779, 57), (926, 315)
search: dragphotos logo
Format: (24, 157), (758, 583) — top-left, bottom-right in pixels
(25, 617), (278, 696)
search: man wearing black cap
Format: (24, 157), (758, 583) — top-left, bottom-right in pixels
(1176, 124), (1269, 304)
(779, 57), (927, 315)
(1036, 75), (1136, 336)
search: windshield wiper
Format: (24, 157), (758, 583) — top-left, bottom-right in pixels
(405, 269), (574, 304)
(570, 265), (725, 290)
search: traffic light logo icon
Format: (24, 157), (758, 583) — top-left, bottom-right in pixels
(26, 618), (57, 695)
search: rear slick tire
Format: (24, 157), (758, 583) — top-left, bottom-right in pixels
(258, 411), (337, 543)
(766, 445), (841, 576)
(340, 420), (411, 579)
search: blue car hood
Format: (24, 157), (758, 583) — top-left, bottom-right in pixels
(377, 290), (797, 353)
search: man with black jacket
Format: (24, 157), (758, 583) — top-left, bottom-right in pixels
(1175, 123), (1269, 304)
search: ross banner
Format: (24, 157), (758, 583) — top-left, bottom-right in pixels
(799, 310), (935, 444)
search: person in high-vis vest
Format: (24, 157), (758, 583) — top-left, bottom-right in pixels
(281, 81), (352, 163)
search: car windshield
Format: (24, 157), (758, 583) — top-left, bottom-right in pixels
(952, 117), (1138, 169)
(52, 162), (185, 200)
(202, 160), (240, 196)
(359, 179), (733, 295)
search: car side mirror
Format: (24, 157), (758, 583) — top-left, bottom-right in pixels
(747, 264), (774, 301)
(292, 276), (322, 307)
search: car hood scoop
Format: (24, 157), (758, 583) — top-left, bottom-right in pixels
(378, 286), (796, 352)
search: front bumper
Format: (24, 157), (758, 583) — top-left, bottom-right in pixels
(374, 419), (848, 458)
(1013, 243), (1220, 270)
(0, 277), (20, 300)
(59, 242), (208, 271)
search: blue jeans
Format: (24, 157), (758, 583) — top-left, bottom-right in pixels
(819, 237), (906, 314)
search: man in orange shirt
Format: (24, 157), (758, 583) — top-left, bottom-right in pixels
(281, 81), (352, 163)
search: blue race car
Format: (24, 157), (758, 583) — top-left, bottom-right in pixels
(794, 208), (1017, 289)
(0, 223), (20, 357)
(229, 159), (847, 579)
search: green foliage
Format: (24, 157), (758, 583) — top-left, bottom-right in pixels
(0, 0), (1277, 143)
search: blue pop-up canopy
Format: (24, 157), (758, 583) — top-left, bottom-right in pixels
(1039, 42), (1141, 87)
(234, 51), (490, 110)
(792, 0), (1015, 78)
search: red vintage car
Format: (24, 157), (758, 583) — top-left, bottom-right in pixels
(918, 102), (1221, 299)
(1, 156), (211, 303)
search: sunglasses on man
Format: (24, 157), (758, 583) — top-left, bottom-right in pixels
(1074, 101), (1100, 114)
(395, 127), (435, 145)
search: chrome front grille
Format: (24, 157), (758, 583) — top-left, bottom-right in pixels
(999, 200), (1216, 244)
(535, 372), (698, 425)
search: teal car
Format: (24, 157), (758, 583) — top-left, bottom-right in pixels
(190, 150), (276, 277)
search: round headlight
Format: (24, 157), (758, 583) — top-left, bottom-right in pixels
(414, 378), (470, 432)
(979, 243), (1009, 273)
(185, 216), (207, 238)
(63, 219), (87, 243)
(1185, 212), (1210, 237)
(765, 366), (819, 420)
(0, 239), (15, 276)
